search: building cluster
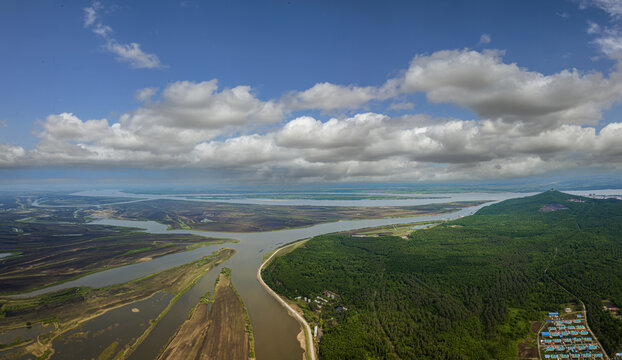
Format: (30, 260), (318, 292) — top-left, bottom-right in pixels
(586, 194), (622, 200)
(540, 313), (605, 359)
(323, 290), (337, 299)
(294, 290), (342, 311)
(294, 296), (312, 303)
(602, 302), (617, 312)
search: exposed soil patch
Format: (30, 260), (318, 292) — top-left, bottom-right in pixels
(199, 285), (248, 359)
(157, 303), (209, 360)
(539, 203), (568, 212)
(517, 341), (538, 359)
(158, 269), (253, 360)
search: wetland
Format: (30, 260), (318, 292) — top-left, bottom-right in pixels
(0, 191), (535, 359)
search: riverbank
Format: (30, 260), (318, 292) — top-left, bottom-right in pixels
(258, 240), (316, 360)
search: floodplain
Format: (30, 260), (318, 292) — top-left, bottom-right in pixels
(92, 198), (486, 232)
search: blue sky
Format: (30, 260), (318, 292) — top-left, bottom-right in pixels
(1, 0), (622, 185)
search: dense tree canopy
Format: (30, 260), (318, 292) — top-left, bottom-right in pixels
(263, 191), (622, 359)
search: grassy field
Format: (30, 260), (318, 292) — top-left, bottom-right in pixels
(158, 267), (254, 360)
(0, 248), (235, 360)
(94, 199), (487, 232)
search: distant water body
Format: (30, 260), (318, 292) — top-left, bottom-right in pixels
(73, 189), (536, 207)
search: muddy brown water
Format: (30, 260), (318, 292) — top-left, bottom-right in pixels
(50, 292), (172, 360)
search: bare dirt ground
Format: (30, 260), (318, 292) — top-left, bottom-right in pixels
(199, 284), (248, 360)
(157, 303), (209, 360)
(158, 270), (251, 360)
(517, 341), (538, 359)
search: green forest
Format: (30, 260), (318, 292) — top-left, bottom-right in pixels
(262, 191), (622, 359)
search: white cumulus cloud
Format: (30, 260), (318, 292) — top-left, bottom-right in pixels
(3, 49), (622, 182)
(397, 49), (622, 131)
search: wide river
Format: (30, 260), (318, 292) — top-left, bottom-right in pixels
(18, 190), (618, 359)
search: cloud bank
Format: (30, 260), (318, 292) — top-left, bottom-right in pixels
(2, 49), (622, 182)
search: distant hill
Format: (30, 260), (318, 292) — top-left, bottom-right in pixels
(476, 190), (580, 215)
(263, 191), (622, 359)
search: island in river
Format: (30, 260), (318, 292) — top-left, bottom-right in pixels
(158, 267), (254, 360)
(89, 198), (486, 232)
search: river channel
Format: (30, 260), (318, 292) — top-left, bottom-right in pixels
(12, 191), (543, 359)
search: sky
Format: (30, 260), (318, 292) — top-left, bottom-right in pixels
(1, 0), (622, 186)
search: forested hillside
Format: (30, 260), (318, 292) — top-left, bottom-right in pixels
(262, 191), (622, 359)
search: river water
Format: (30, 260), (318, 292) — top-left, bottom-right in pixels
(9, 191), (543, 359)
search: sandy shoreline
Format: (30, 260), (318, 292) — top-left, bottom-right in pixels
(257, 242), (316, 360)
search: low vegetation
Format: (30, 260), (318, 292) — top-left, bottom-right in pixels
(0, 198), (230, 293)
(93, 199), (487, 232)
